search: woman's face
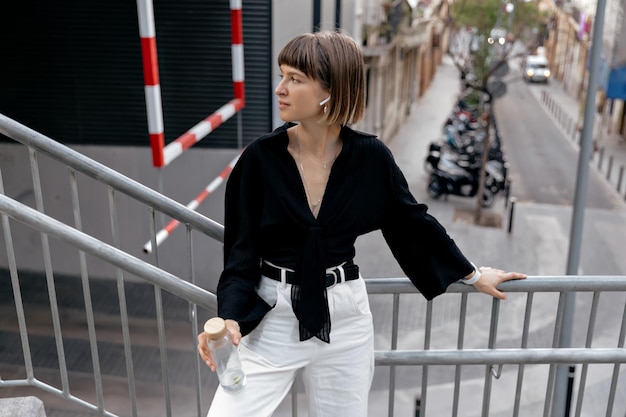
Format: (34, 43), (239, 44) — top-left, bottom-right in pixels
(275, 64), (329, 123)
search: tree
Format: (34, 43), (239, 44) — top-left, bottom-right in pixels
(447, 0), (549, 224)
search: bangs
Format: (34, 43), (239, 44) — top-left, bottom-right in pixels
(277, 34), (330, 87)
(277, 31), (365, 125)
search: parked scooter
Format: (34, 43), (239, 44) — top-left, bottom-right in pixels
(425, 93), (510, 207)
(426, 158), (497, 208)
(484, 159), (509, 194)
(423, 141), (481, 174)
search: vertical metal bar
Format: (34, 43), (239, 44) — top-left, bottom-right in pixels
(573, 292), (600, 417)
(545, 292), (567, 417)
(557, 0), (608, 415)
(157, 169), (165, 228)
(29, 148), (70, 394)
(617, 166), (624, 193)
(513, 293), (534, 417)
(387, 293), (400, 417)
(68, 168), (105, 412)
(452, 293), (468, 417)
(420, 300), (433, 415)
(605, 301), (626, 417)
(186, 224), (203, 417)
(312, 0), (321, 31)
(481, 298), (500, 417)
(0, 168), (35, 380)
(108, 187), (138, 417)
(154, 284), (172, 416)
(147, 207), (173, 416)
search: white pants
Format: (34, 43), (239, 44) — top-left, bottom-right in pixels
(207, 275), (374, 417)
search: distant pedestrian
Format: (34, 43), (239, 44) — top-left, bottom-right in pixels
(197, 30), (526, 417)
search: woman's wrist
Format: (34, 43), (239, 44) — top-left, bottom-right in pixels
(461, 263), (481, 285)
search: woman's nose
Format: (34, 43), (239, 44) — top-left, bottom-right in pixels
(275, 81), (286, 96)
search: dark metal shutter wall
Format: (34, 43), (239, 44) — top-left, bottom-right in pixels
(0, 0), (271, 149)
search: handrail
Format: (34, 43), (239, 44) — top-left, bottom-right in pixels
(0, 112), (225, 243)
(375, 348), (626, 366)
(0, 193), (217, 311)
(365, 276), (626, 293)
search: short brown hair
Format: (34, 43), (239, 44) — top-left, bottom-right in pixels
(278, 31), (365, 125)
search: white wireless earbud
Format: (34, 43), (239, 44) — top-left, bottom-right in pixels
(319, 96), (330, 106)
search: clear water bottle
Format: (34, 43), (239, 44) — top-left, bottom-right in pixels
(204, 317), (246, 393)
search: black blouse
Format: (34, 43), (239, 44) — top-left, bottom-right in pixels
(216, 123), (473, 340)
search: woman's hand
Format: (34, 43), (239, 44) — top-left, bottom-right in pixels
(197, 319), (242, 372)
(471, 267), (527, 300)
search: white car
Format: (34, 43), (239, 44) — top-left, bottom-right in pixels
(524, 55), (550, 83)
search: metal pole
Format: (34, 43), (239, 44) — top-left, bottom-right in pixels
(565, 365), (576, 417)
(313, 0), (321, 31)
(335, 0), (341, 30)
(552, 1), (607, 416)
(507, 197), (516, 234)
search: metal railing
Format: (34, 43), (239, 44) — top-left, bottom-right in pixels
(1, 113), (626, 417)
(366, 278), (626, 417)
(0, 112), (223, 417)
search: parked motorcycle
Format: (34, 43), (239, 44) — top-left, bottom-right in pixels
(427, 158), (499, 208)
(425, 94), (510, 208)
(484, 159), (509, 194)
(423, 141), (481, 174)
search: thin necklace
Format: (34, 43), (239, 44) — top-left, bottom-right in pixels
(295, 126), (326, 212)
(296, 125), (340, 169)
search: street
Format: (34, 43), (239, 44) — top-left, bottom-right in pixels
(495, 69), (625, 209)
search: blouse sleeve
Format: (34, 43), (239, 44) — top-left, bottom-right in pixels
(379, 146), (473, 300)
(216, 144), (271, 335)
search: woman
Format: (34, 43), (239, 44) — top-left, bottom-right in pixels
(198, 30), (526, 417)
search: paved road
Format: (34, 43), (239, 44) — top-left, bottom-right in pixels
(495, 66), (624, 209)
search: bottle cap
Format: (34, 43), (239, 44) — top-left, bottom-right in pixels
(204, 317), (228, 340)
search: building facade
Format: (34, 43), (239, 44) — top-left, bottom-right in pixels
(545, 0), (626, 138)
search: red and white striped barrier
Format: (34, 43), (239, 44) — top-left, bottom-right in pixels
(162, 98), (244, 166)
(136, 0), (245, 168)
(136, 0), (165, 167)
(142, 152), (241, 254)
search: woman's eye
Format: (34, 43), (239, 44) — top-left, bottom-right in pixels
(291, 77), (299, 83)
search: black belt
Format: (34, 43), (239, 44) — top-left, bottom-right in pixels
(261, 261), (360, 287)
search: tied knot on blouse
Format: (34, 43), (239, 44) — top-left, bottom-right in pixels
(292, 225), (332, 343)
